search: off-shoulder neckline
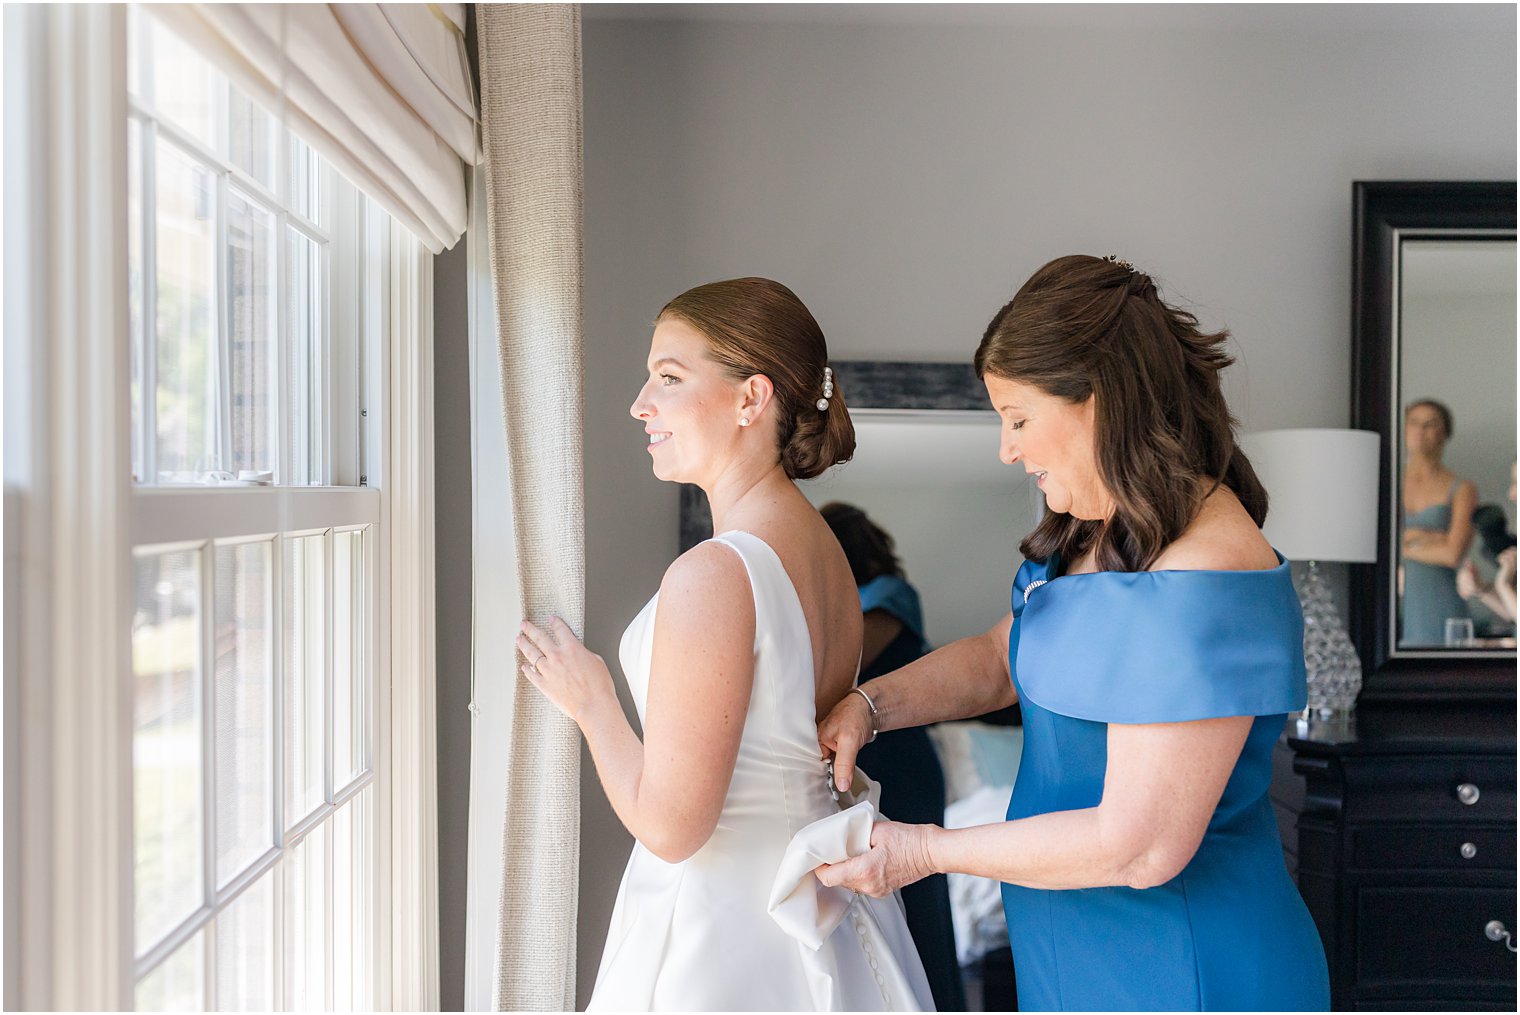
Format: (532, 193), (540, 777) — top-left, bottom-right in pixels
(1037, 550), (1290, 585)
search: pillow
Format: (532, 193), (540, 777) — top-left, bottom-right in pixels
(926, 721), (1024, 804)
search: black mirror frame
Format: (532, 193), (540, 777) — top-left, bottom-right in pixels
(1350, 180), (1517, 703)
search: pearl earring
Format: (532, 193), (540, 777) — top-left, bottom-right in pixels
(740, 417), (750, 427)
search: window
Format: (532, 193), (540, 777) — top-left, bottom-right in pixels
(127, 9), (381, 1009)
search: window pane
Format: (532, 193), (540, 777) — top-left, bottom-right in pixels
(287, 228), (323, 484)
(228, 89), (277, 193)
(132, 549), (204, 952)
(288, 132), (321, 227)
(135, 929), (205, 1012)
(284, 534), (326, 827)
(154, 141), (219, 482)
(332, 529), (365, 787)
(213, 540), (274, 885)
(148, 15), (217, 150)
(284, 821), (329, 1011)
(215, 875), (275, 1012)
(332, 787), (374, 1011)
(129, 117), (145, 484)
(227, 189), (277, 477)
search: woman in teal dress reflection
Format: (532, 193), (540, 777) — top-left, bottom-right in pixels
(1399, 399), (1477, 645)
(815, 255), (1330, 1010)
(820, 502), (965, 1013)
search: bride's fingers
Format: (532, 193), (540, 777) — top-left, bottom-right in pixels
(548, 615), (579, 644)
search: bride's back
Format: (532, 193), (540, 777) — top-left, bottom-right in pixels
(742, 507), (863, 720)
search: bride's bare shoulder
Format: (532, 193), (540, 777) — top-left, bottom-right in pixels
(1153, 485), (1277, 573)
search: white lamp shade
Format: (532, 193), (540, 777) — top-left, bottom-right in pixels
(1241, 429), (1381, 564)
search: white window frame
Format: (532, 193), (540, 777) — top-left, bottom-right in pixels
(3, 6), (439, 1009)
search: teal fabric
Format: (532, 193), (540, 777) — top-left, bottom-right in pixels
(1402, 480), (1468, 645)
(858, 574), (929, 652)
(1000, 554), (1329, 1011)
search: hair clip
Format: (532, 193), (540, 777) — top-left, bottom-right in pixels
(1104, 254), (1136, 272)
(817, 366), (834, 411)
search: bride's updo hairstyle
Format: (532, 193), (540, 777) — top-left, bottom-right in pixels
(658, 277), (856, 480)
(974, 254), (1269, 573)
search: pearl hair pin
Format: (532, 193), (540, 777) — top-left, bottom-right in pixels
(1104, 254), (1136, 271)
(817, 366), (834, 411)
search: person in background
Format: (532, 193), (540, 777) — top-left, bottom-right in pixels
(1400, 399), (1477, 645)
(1457, 461), (1517, 627)
(821, 502), (967, 1013)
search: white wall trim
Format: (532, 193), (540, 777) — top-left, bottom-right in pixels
(384, 221), (441, 1010)
(5, 5), (134, 1009)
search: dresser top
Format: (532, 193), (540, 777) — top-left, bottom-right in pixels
(1284, 703), (1516, 757)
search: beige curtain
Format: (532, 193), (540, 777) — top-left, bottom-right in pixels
(157, 3), (477, 252)
(477, 5), (584, 1010)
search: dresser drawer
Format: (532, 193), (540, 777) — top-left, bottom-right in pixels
(1353, 825), (1517, 871)
(1342, 756), (1516, 822)
(1356, 887), (1517, 988)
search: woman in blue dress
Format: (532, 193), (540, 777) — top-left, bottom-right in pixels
(1399, 399), (1477, 645)
(816, 254), (1331, 1011)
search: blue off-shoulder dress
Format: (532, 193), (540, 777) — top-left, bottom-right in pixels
(1002, 554), (1330, 1012)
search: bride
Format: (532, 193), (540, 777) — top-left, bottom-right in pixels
(516, 278), (935, 1012)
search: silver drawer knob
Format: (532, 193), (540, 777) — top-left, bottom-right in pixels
(1485, 920), (1518, 953)
(1460, 842), (1478, 859)
(1457, 782), (1481, 805)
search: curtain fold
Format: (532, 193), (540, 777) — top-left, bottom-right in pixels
(156, 3), (477, 252)
(477, 5), (585, 1010)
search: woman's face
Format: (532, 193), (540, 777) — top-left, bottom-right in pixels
(629, 317), (747, 485)
(984, 374), (1112, 520)
(1404, 404), (1448, 456)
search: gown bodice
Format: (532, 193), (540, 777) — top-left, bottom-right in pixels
(591, 530), (934, 1011)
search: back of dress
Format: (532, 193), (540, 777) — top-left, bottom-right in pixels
(588, 530), (934, 1012)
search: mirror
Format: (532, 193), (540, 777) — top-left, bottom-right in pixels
(1396, 240), (1516, 649)
(1352, 181), (1517, 700)
(679, 362), (1044, 649)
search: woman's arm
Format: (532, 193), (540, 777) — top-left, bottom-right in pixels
(819, 613), (1015, 791)
(1403, 480), (1479, 568)
(520, 542), (756, 863)
(818, 714), (1252, 894)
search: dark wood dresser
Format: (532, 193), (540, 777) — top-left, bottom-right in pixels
(1272, 704), (1517, 1011)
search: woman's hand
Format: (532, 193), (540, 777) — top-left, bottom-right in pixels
(517, 617), (614, 726)
(817, 690), (874, 792)
(1497, 546), (1517, 584)
(815, 820), (937, 898)
(1457, 561), (1484, 599)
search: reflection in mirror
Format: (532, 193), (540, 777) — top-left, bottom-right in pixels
(1397, 239), (1517, 649)
(799, 412), (1044, 647)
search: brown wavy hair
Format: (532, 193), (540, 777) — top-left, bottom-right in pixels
(973, 255), (1268, 572)
(820, 502), (905, 586)
(658, 278), (855, 480)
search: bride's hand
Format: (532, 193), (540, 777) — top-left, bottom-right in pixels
(518, 617), (613, 725)
(817, 690), (874, 792)
(814, 820), (937, 898)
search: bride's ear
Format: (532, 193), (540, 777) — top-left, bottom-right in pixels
(739, 374), (776, 423)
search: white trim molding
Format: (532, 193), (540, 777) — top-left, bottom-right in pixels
(4, 5), (134, 1009)
(384, 221), (441, 1010)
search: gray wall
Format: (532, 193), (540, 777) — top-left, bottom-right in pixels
(573, 4), (1514, 1004)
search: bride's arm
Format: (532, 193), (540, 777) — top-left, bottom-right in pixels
(819, 612), (1015, 791)
(520, 542), (755, 863)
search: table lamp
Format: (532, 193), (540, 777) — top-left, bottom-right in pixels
(1242, 429), (1380, 723)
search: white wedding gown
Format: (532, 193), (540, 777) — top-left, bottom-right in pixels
(586, 531), (935, 1012)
